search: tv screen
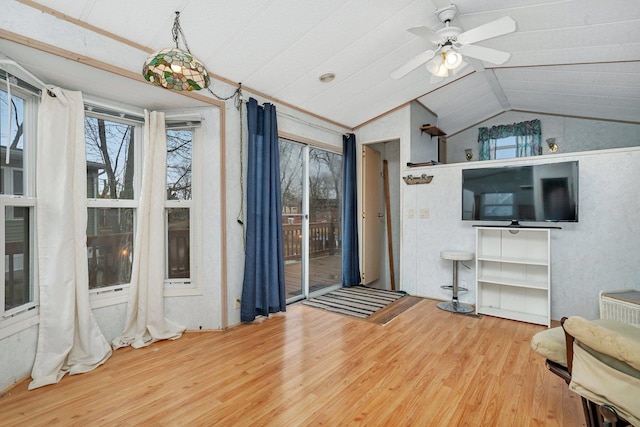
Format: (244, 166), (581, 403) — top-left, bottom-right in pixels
(462, 161), (578, 223)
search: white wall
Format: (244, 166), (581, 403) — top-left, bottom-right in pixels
(446, 111), (640, 164)
(402, 148), (640, 321)
(357, 106), (411, 291)
(410, 102), (439, 164)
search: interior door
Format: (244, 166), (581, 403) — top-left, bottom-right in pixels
(361, 145), (382, 284)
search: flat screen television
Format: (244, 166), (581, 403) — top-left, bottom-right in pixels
(462, 161), (578, 223)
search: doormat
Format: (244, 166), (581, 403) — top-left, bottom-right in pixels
(301, 286), (407, 320)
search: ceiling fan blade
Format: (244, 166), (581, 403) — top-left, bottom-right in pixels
(407, 26), (440, 44)
(459, 44), (511, 64)
(390, 49), (436, 79)
(457, 16), (516, 45)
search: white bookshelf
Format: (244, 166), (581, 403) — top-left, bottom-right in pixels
(475, 227), (551, 326)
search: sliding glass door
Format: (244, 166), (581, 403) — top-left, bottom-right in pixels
(280, 138), (342, 303)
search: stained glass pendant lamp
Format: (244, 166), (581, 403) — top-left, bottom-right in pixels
(142, 12), (210, 91)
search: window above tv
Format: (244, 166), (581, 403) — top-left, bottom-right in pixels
(494, 136), (517, 159)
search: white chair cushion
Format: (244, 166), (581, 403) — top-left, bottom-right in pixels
(563, 316), (640, 372)
(529, 318), (633, 368)
(530, 326), (567, 366)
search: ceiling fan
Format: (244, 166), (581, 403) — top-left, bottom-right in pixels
(390, 4), (516, 81)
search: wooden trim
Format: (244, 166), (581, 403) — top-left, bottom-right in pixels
(219, 107), (228, 329)
(278, 131), (343, 154)
(13, 1), (353, 131)
(0, 29), (225, 109)
(412, 101), (439, 118)
(353, 101), (411, 130)
(16, 0), (153, 53)
(447, 108), (640, 139)
(510, 109), (640, 126)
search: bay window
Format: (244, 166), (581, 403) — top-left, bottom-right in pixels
(0, 81), (37, 323)
(85, 113), (139, 291)
(164, 126), (197, 290)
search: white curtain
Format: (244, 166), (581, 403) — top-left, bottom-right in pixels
(30, 88), (112, 390)
(112, 110), (185, 349)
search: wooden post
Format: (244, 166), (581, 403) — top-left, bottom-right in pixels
(383, 160), (396, 291)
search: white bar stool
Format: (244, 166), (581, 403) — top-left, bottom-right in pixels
(437, 250), (474, 314)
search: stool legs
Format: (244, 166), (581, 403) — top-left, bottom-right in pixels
(437, 259), (474, 314)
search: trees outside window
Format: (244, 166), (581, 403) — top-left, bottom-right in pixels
(85, 115), (138, 290)
(165, 128), (193, 282)
(0, 83), (36, 316)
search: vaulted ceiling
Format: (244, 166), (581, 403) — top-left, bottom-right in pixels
(1, 0), (639, 135)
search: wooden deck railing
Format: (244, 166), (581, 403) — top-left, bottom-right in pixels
(283, 221), (340, 261)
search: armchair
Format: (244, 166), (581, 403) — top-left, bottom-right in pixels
(531, 317), (640, 426)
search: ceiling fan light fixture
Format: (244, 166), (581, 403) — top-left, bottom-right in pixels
(427, 53), (449, 78)
(425, 55), (441, 75)
(390, 4), (516, 81)
(435, 62), (449, 78)
(445, 51), (463, 69)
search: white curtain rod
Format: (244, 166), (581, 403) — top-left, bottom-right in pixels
(0, 59), (52, 93)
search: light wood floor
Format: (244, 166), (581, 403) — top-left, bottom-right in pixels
(0, 298), (585, 426)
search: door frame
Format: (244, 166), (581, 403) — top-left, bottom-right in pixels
(358, 138), (402, 291)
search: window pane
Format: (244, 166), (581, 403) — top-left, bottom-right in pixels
(308, 148), (342, 293)
(167, 208), (190, 279)
(13, 170), (23, 195)
(495, 136), (517, 159)
(0, 90), (25, 195)
(85, 117), (135, 199)
(87, 208), (134, 289)
(166, 129), (192, 201)
(5, 207), (31, 310)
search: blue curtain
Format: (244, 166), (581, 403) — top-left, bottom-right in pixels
(341, 133), (361, 287)
(240, 98), (286, 322)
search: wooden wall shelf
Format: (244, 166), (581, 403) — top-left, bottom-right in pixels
(420, 125), (446, 137)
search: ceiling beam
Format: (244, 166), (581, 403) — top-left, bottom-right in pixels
(483, 69), (510, 111)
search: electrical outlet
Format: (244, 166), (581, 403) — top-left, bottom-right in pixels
(420, 208), (429, 219)
(235, 297), (241, 309)
(408, 208), (414, 218)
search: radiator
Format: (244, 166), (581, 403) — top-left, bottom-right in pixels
(599, 290), (640, 328)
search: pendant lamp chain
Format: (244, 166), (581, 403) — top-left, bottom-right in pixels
(172, 12), (192, 55)
(175, 11), (242, 103)
(145, 13), (246, 236)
